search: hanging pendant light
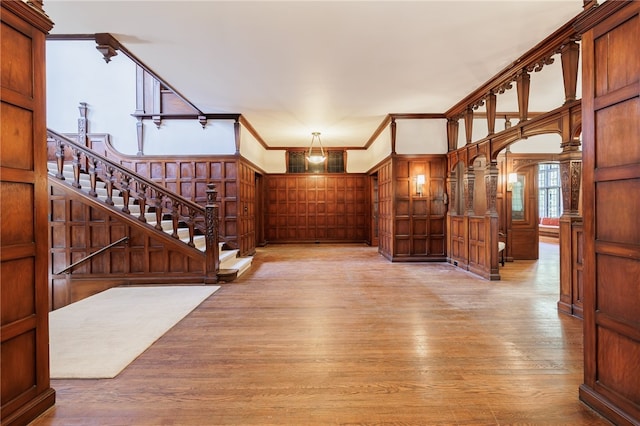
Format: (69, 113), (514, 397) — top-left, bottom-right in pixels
(306, 131), (326, 164)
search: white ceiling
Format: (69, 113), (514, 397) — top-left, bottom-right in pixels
(43, 0), (583, 149)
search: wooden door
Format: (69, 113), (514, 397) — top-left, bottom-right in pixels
(579, 2), (640, 424)
(1, 2), (55, 424)
(509, 164), (539, 260)
(371, 175), (379, 247)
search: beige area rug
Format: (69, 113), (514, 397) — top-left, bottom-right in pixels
(49, 285), (219, 379)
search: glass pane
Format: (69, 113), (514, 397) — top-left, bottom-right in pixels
(512, 175), (525, 221)
(288, 152), (306, 173)
(539, 189), (547, 217)
(548, 188), (559, 217)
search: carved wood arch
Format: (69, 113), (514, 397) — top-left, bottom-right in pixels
(448, 100), (582, 163)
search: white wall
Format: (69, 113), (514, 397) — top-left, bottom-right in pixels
(47, 40), (137, 153)
(346, 126), (392, 173)
(46, 40), (239, 156)
(396, 119), (448, 154)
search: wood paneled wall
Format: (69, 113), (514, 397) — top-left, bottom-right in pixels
(0, 2), (55, 424)
(49, 182), (205, 310)
(449, 216), (467, 268)
(87, 135), (261, 256)
(116, 154), (242, 249)
(558, 221), (584, 318)
(392, 156), (447, 261)
(468, 217), (487, 274)
(237, 159), (258, 256)
(264, 174), (369, 243)
(580, 2), (640, 424)
(377, 160), (394, 259)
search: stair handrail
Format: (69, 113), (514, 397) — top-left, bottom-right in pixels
(55, 236), (129, 275)
(47, 128), (220, 281)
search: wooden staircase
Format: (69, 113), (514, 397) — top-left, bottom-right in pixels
(47, 129), (252, 287)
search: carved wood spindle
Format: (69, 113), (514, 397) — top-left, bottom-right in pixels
(55, 139), (66, 180)
(136, 117), (144, 156)
(485, 92), (497, 136)
(171, 203), (180, 238)
(71, 148), (82, 188)
(561, 40), (580, 104)
(154, 193), (164, 231)
(205, 183), (220, 284)
(447, 118), (459, 152)
(187, 209), (196, 248)
(88, 157), (98, 197)
(516, 70), (531, 122)
(120, 174), (131, 214)
(78, 101), (88, 146)
(105, 166), (115, 206)
(138, 183), (148, 222)
(464, 108), (474, 145)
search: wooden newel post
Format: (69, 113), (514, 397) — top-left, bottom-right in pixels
(204, 183), (220, 284)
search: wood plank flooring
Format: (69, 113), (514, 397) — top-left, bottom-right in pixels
(31, 241), (611, 425)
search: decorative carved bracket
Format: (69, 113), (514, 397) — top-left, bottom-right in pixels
(95, 33), (119, 63)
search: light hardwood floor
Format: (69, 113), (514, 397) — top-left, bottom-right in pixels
(31, 241), (610, 425)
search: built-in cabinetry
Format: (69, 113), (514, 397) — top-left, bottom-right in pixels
(1, 1), (55, 424)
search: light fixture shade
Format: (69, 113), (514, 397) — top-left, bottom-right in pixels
(306, 132), (325, 164)
(508, 173), (518, 183)
(416, 174), (425, 185)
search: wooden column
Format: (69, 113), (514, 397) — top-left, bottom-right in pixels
(464, 108), (473, 145)
(561, 40), (580, 104)
(485, 92), (497, 136)
(234, 119), (241, 155)
(447, 118), (459, 152)
(204, 184), (220, 284)
(516, 70), (530, 122)
(463, 166), (475, 216)
(485, 162), (500, 280)
(390, 118), (397, 155)
(558, 124), (583, 316)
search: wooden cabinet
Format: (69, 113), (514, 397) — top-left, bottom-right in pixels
(579, 2), (640, 424)
(1, 1), (55, 424)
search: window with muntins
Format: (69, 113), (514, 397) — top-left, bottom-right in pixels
(538, 163), (562, 218)
(286, 150), (345, 173)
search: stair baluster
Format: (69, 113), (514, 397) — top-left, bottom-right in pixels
(138, 183), (148, 222)
(120, 173), (131, 214)
(72, 148), (82, 188)
(153, 191), (164, 230)
(55, 139), (65, 180)
(88, 157), (98, 197)
(186, 209), (196, 248)
(171, 204), (180, 239)
(105, 165), (115, 206)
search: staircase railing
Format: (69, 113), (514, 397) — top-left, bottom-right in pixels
(47, 128), (220, 283)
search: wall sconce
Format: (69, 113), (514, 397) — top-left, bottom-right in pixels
(415, 174), (425, 197)
(507, 172), (518, 191)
